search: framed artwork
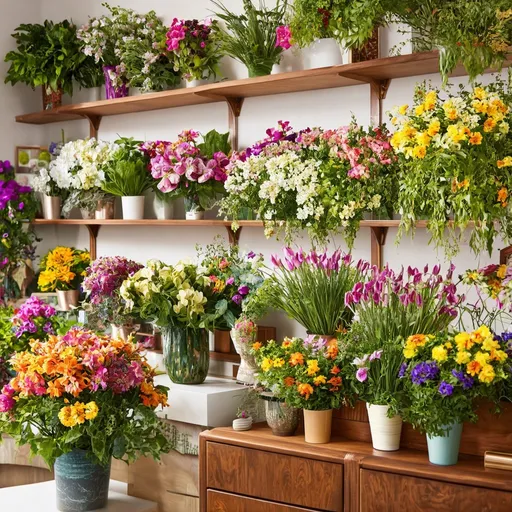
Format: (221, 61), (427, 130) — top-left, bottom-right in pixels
(15, 145), (49, 174)
(30, 292), (59, 306)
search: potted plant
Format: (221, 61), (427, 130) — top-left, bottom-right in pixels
(390, 79), (512, 257)
(102, 138), (153, 220)
(165, 18), (222, 87)
(4, 20), (100, 109)
(48, 138), (117, 218)
(213, 0), (288, 77)
(120, 260), (223, 384)
(221, 120), (396, 247)
(259, 248), (360, 338)
(82, 256), (143, 339)
(254, 336), (346, 443)
(38, 246), (91, 311)
(0, 160), (39, 304)
(0, 327), (173, 511)
(400, 326), (510, 465)
(141, 130), (231, 220)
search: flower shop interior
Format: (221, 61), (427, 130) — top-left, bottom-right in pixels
(1, 1), (512, 511)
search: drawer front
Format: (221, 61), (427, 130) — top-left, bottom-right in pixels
(207, 490), (319, 512)
(206, 442), (342, 511)
(360, 470), (512, 512)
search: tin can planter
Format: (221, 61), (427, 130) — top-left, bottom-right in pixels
(303, 409), (333, 444)
(162, 326), (209, 384)
(366, 403), (403, 451)
(54, 449), (111, 512)
(57, 290), (79, 311)
(121, 196), (145, 220)
(261, 393), (299, 437)
(427, 423), (463, 466)
(42, 195), (61, 219)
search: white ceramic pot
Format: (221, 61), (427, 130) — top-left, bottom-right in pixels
(366, 403), (403, 451)
(232, 416), (253, 431)
(153, 197), (174, 220)
(122, 196), (145, 220)
(271, 49), (296, 74)
(302, 38), (343, 69)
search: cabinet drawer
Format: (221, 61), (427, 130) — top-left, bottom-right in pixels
(207, 490), (320, 512)
(206, 442), (342, 511)
(360, 470), (512, 512)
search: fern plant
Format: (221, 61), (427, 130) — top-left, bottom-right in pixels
(102, 160), (153, 197)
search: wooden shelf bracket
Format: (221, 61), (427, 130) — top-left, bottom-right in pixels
(85, 225), (101, 259)
(226, 97), (244, 151)
(225, 225), (242, 246)
(84, 114), (102, 139)
(370, 226), (389, 269)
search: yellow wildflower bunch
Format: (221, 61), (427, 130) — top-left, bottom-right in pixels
(58, 401), (99, 428)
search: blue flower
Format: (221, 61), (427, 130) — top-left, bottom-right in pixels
(451, 369), (474, 390)
(398, 362), (408, 378)
(438, 381), (454, 396)
(411, 361), (439, 385)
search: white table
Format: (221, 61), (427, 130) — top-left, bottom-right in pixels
(0, 480), (157, 511)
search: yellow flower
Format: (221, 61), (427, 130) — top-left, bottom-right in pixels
(466, 361), (482, 376)
(473, 326), (491, 342)
(482, 337), (500, 352)
(404, 347), (417, 359)
(499, 122), (510, 134)
(273, 358), (285, 368)
(497, 265), (507, 279)
(415, 104), (425, 116)
(58, 406), (76, 428)
(416, 132), (431, 147)
(432, 345), (448, 362)
(474, 87), (487, 100)
(306, 360), (320, 376)
(444, 342), (453, 349)
(455, 332), (474, 351)
(427, 119), (441, 137)
(289, 352), (304, 366)
(261, 357), (273, 372)
(446, 109), (458, 120)
(70, 403), (86, 425)
(497, 156), (512, 168)
(424, 91), (437, 110)
(85, 401), (98, 421)
(399, 104), (409, 115)
(455, 350), (471, 365)
(484, 118), (497, 132)
(469, 132), (483, 145)
(472, 99), (488, 114)
(412, 146), (427, 159)
(297, 383), (314, 400)
(478, 364), (495, 384)
(313, 375), (327, 386)
(474, 351), (491, 367)
(490, 349), (508, 363)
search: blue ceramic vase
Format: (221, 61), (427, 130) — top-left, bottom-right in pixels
(54, 449), (111, 511)
(426, 423), (463, 466)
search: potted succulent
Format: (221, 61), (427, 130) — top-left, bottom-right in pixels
(4, 20), (100, 109)
(213, 0), (288, 77)
(38, 246), (91, 311)
(141, 130), (231, 220)
(0, 327), (173, 511)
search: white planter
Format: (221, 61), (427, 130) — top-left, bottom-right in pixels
(302, 38), (343, 69)
(185, 77), (212, 88)
(232, 416), (253, 431)
(152, 197), (174, 220)
(272, 49), (297, 74)
(121, 196), (145, 220)
(366, 403), (403, 451)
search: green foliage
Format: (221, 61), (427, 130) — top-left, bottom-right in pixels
(0, 307), (15, 359)
(213, 0), (287, 76)
(197, 130), (231, 160)
(102, 161), (153, 197)
(4, 20), (100, 95)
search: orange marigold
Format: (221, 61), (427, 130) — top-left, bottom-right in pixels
(326, 344), (339, 359)
(297, 383), (314, 400)
(252, 342), (263, 351)
(467, 361), (482, 376)
(289, 352), (305, 366)
(283, 376), (295, 387)
(330, 365), (341, 375)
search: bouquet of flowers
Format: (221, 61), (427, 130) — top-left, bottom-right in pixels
(48, 138), (118, 215)
(38, 247), (91, 292)
(82, 256), (143, 326)
(390, 78), (512, 256)
(253, 336), (346, 410)
(196, 239), (265, 329)
(259, 248), (360, 335)
(399, 326), (510, 436)
(120, 259), (221, 329)
(221, 120), (395, 246)
(141, 130), (231, 214)
(0, 327), (171, 467)
(165, 18), (222, 82)
(345, 263), (463, 346)
(0, 306), (14, 387)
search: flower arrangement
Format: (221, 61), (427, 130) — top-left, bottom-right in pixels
(82, 256), (143, 326)
(221, 120), (395, 246)
(0, 307), (14, 385)
(196, 239), (265, 329)
(258, 248), (360, 335)
(38, 247), (91, 292)
(0, 327), (171, 467)
(390, 79), (512, 256)
(165, 18), (222, 82)
(120, 259), (220, 329)
(48, 138), (117, 215)
(253, 336), (346, 410)
(141, 130), (231, 213)
(399, 326), (510, 436)
(345, 264), (463, 346)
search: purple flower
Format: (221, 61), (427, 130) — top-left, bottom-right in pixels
(18, 202), (24, 210)
(411, 362), (439, 385)
(238, 285), (250, 296)
(356, 367), (368, 382)
(226, 277), (235, 286)
(247, 251), (256, 259)
(232, 294), (243, 305)
(0, 393), (15, 412)
(438, 381), (454, 396)
(270, 254), (282, 268)
(451, 369), (474, 389)
(2, 233), (7, 238)
(398, 362), (408, 378)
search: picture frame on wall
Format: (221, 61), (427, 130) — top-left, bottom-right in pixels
(14, 145), (50, 186)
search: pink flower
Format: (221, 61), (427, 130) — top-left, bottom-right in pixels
(356, 367), (368, 382)
(276, 25), (292, 50)
(0, 394), (15, 412)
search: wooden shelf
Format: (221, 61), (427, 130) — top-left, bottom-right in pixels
(209, 352), (241, 363)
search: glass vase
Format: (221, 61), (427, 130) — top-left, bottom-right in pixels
(102, 65), (129, 99)
(162, 326), (209, 384)
(247, 63), (274, 77)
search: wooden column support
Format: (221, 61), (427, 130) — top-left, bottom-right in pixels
(370, 226), (388, 269)
(84, 114), (102, 138)
(86, 225), (100, 260)
(225, 226), (242, 246)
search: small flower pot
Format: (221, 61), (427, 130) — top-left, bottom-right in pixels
(111, 324), (135, 341)
(41, 195), (61, 220)
(153, 197), (174, 220)
(55, 449), (111, 512)
(261, 393), (299, 437)
(121, 196), (145, 220)
(57, 290), (79, 311)
(303, 409), (333, 444)
(184, 197), (205, 220)
(95, 198), (115, 219)
(366, 403), (403, 452)
(81, 208), (95, 220)
(302, 38), (343, 70)
(233, 416), (253, 431)
(42, 86), (63, 110)
(426, 423), (463, 466)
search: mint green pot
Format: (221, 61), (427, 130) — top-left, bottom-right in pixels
(426, 423), (463, 466)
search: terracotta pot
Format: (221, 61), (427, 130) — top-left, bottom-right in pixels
(57, 290), (79, 311)
(214, 329), (233, 353)
(42, 86), (63, 110)
(303, 409), (333, 444)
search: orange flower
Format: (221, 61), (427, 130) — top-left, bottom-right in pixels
(47, 380), (64, 398)
(282, 339), (292, 348)
(326, 344), (339, 359)
(469, 132), (483, 145)
(330, 365), (341, 375)
(467, 361), (482, 376)
(484, 118), (497, 132)
(289, 352), (305, 366)
(327, 376), (342, 392)
(283, 376), (295, 387)
(252, 342), (262, 351)
(498, 187), (508, 206)
(297, 383), (314, 400)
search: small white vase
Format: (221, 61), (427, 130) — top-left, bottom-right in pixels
(232, 416), (253, 431)
(121, 196), (145, 220)
(302, 38), (343, 69)
(366, 403), (403, 452)
(272, 49), (296, 74)
(152, 197), (174, 220)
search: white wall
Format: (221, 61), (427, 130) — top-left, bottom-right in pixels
(12, 2), (506, 344)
